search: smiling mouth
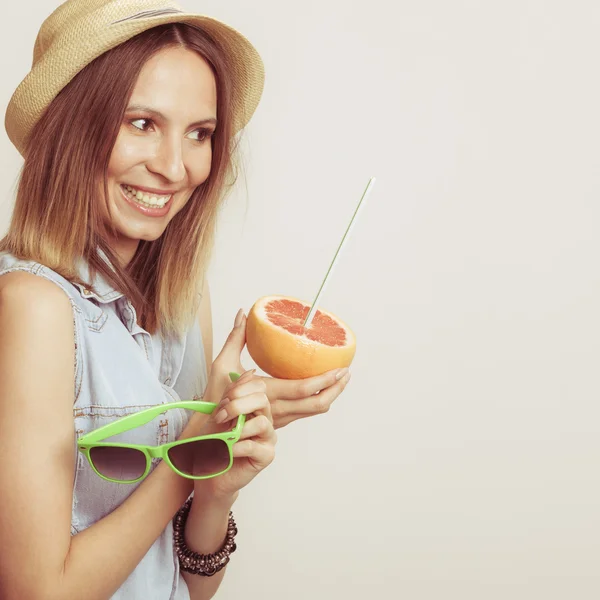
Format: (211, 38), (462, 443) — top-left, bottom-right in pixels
(120, 184), (173, 209)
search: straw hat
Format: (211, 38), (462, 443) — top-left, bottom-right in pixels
(5, 0), (265, 156)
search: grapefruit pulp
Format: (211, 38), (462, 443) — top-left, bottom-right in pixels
(245, 295), (356, 379)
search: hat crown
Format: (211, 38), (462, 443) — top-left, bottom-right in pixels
(32, 0), (184, 65)
(6, 0), (265, 156)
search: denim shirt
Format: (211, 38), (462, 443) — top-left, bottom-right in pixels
(0, 251), (209, 600)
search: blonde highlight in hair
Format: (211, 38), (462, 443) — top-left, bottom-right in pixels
(0, 23), (241, 336)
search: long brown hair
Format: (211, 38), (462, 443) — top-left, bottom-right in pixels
(0, 23), (240, 335)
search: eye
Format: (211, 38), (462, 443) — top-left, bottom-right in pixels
(130, 118), (153, 131)
(189, 128), (213, 143)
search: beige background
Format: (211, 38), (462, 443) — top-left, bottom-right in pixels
(2, 1), (600, 599)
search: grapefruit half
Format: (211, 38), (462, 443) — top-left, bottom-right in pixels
(245, 295), (356, 379)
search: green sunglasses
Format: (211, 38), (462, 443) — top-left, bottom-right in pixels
(77, 372), (245, 484)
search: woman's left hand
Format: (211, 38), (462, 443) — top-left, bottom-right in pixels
(210, 362), (352, 430)
(207, 311), (353, 429)
(262, 368), (352, 429)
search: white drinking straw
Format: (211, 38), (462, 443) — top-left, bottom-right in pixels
(303, 177), (376, 328)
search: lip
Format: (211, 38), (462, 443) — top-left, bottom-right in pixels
(119, 185), (173, 218)
(123, 183), (179, 196)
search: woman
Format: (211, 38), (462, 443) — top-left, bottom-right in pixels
(0, 1), (351, 599)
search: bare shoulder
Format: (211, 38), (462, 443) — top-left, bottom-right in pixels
(0, 268), (75, 399)
(0, 269), (75, 357)
(0, 269), (73, 312)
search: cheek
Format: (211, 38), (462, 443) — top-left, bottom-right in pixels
(188, 147), (213, 186)
(107, 133), (144, 178)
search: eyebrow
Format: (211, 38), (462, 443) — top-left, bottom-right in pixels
(126, 104), (217, 128)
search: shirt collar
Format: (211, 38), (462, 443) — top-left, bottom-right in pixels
(73, 249), (125, 304)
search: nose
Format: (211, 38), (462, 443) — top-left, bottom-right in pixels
(146, 133), (186, 184)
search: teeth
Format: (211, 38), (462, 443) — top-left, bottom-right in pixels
(122, 185), (171, 209)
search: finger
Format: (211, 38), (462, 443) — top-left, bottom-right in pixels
(213, 311), (247, 363)
(224, 375), (266, 400)
(232, 439), (276, 470)
(221, 368), (257, 397)
(232, 390), (272, 422)
(266, 368), (350, 400)
(272, 409), (323, 430)
(237, 414), (277, 442)
(218, 369), (256, 401)
(214, 375), (271, 423)
(230, 368), (256, 385)
(275, 372), (351, 417)
(273, 413), (303, 429)
(213, 392), (271, 425)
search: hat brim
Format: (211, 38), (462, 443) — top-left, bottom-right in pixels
(5, 13), (265, 156)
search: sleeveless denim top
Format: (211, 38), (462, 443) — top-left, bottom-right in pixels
(0, 250), (209, 600)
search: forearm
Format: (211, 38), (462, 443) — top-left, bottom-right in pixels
(47, 411), (211, 600)
(55, 462), (193, 600)
(181, 491), (239, 600)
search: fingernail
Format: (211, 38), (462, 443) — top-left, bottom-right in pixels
(217, 397), (230, 410)
(336, 368), (349, 381)
(234, 309), (244, 328)
(214, 409), (228, 424)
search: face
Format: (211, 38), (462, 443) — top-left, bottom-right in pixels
(105, 46), (217, 265)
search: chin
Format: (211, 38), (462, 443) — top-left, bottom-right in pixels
(126, 229), (165, 243)
(112, 222), (167, 244)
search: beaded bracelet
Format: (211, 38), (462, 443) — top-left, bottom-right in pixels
(173, 497), (238, 577)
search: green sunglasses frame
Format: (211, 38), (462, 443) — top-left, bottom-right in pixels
(77, 372), (245, 484)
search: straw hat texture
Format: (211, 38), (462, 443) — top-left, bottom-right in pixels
(5, 0), (265, 156)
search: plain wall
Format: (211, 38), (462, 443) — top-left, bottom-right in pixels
(1, 1), (599, 599)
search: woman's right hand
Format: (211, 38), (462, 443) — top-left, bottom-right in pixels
(201, 310), (248, 406)
(180, 310), (248, 436)
(193, 369), (277, 502)
(182, 309), (276, 502)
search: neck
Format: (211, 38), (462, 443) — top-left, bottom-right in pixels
(109, 238), (140, 268)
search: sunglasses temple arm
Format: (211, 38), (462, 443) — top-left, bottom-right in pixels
(81, 401), (216, 443)
(80, 373), (241, 443)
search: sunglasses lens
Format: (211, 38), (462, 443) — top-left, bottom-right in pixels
(168, 439), (231, 477)
(89, 446), (147, 482)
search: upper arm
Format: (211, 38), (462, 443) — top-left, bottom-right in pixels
(0, 272), (77, 599)
(197, 276), (213, 378)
